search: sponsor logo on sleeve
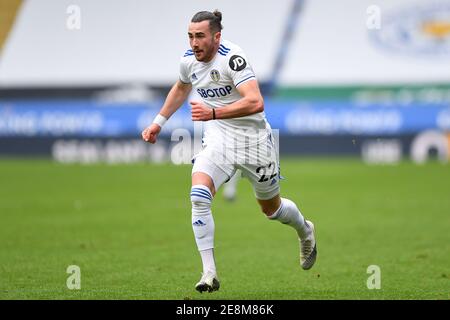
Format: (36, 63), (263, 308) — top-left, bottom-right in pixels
(229, 55), (247, 71)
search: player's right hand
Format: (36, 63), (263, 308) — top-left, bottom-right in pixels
(141, 123), (161, 144)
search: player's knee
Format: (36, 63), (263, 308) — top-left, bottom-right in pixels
(258, 199), (281, 216)
(191, 185), (213, 215)
(260, 205), (276, 216)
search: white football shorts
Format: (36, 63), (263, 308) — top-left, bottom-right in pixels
(192, 133), (280, 200)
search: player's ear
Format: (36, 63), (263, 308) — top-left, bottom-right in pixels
(214, 31), (221, 42)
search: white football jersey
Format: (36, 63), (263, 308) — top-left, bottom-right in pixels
(180, 39), (271, 149)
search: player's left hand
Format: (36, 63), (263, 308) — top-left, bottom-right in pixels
(190, 101), (213, 121)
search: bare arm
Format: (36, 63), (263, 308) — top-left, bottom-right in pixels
(160, 80), (192, 118)
(142, 80), (192, 143)
(190, 79), (264, 121)
(215, 80), (264, 119)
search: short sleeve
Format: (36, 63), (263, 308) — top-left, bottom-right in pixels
(179, 58), (191, 84)
(227, 51), (256, 88)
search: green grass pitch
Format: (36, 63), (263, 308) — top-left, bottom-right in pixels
(0, 158), (449, 299)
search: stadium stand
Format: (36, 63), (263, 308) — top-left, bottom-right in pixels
(0, 0), (291, 87)
(0, 0), (449, 162)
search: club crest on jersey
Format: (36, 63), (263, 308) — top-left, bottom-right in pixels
(210, 69), (220, 82)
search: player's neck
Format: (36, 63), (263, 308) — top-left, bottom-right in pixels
(202, 42), (221, 64)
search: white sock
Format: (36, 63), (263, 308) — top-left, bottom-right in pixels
(199, 249), (217, 275)
(191, 185), (217, 273)
(268, 198), (310, 239)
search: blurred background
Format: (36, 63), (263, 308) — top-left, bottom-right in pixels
(1, 0), (449, 164)
(1, 0), (449, 300)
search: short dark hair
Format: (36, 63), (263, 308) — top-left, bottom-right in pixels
(191, 10), (223, 34)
